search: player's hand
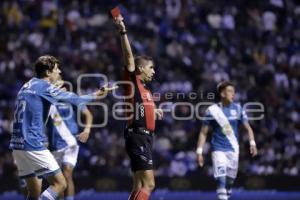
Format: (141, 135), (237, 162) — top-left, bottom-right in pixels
(155, 109), (163, 120)
(95, 84), (118, 96)
(250, 145), (258, 157)
(113, 15), (126, 32)
(77, 129), (90, 143)
(197, 154), (204, 167)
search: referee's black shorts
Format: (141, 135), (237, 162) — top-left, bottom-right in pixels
(124, 128), (154, 172)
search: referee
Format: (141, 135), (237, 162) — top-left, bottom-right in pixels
(113, 15), (163, 200)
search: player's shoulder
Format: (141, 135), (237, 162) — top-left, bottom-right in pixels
(230, 102), (244, 115)
(123, 68), (136, 79)
(205, 103), (218, 115)
(231, 102), (242, 109)
(28, 78), (50, 90)
(18, 78), (47, 94)
(30, 78), (64, 98)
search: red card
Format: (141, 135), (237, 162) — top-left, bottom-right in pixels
(110, 7), (121, 18)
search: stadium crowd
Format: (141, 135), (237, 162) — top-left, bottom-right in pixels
(0, 0), (299, 181)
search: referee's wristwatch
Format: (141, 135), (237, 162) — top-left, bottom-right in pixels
(196, 147), (203, 155)
(120, 30), (127, 35)
(249, 140), (256, 146)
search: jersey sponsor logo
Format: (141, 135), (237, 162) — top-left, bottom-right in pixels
(52, 113), (63, 126)
(228, 109), (239, 120)
(222, 124), (233, 135)
(139, 105), (145, 117)
(230, 109), (237, 116)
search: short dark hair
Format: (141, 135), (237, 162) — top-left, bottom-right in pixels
(134, 55), (153, 69)
(217, 81), (234, 95)
(34, 55), (59, 78)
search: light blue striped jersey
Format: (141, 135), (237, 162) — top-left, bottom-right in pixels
(47, 103), (87, 151)
(203, 102), (248, 152)
(10, 78), (95, 151)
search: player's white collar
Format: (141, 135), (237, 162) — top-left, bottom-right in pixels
(218, 102), (232, 108)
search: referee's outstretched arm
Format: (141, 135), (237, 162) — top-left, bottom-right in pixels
(113, 15), (135, 72)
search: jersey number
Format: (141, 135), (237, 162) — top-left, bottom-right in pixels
(13, 100), (26, 123)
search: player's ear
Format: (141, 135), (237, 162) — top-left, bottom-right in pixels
(221, 91), (225, 98)
(46, 70), (51, 76)
(138, 66), (143, 73)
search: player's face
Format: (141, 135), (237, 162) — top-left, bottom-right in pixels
(140, 61), (155, 82)
(221, 86), (235, 102)
(48, 63), (62, 83)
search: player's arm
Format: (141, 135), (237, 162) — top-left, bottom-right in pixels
(113, 15), (135, 72)
(196, 125), (209, 167)
(77, 107), (93, 143)
(242, 122), (258, 157)
(53, 78), (117, 98)
(43, 84), (117, 106)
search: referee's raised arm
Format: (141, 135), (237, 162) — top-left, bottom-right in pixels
(111, 8), (157, 200)
(113, 15), (135, 72)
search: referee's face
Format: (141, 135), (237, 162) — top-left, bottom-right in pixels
(140, 61), (155, 82)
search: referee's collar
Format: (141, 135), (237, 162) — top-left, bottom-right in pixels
(143, 83), (151, 90)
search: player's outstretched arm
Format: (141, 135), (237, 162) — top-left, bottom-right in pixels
(93, 84), (118, 97)
(43, 83), (118, 107)
(113, 14), (135, 72)
(77, 108), (93, 143)
(243, 122), (258, 157)
(196, 125), (209, 167)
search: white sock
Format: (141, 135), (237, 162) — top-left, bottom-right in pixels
(217, 188), (228, 200)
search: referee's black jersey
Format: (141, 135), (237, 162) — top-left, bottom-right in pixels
(123, 69), (155, 132)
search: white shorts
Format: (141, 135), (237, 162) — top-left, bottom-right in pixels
(13, 149), (60, 178)
(212, 151), (239, 179)
(51, 145), (79, 168)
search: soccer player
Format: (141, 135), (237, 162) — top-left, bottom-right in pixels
(47, 81), (93, 200)
(10, 55), (116, 200)
(113, 15), (163, 200)
(196, 81), (258, 200)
